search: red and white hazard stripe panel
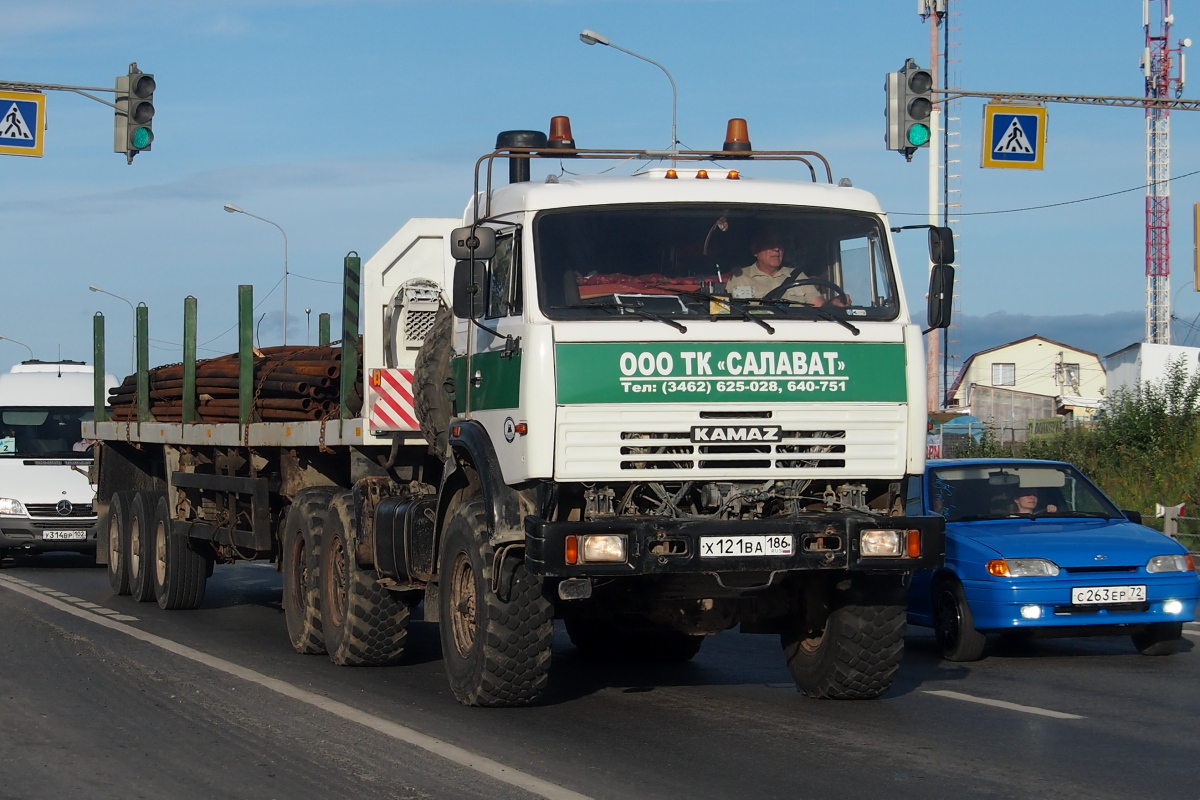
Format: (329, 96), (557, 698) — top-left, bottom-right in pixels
(368, 369), (419, 432)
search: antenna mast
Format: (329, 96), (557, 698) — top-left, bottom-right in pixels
(1144, 0), (1189, 344)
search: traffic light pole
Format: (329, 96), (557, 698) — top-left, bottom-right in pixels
(0, 80), (122, 111)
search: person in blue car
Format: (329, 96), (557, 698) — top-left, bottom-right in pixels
(1011, 487), (1057, 515)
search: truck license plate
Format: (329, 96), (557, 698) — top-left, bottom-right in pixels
(1071, 585), (1146, 605)
(700, 535), (793, 558)
(42, 531), (87, 541)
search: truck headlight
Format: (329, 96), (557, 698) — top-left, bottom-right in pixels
(1147, 554), (1194, 573)
(565, 534), (628, 564)
(987, 558), (1060, 577)
(0, 498), (26, 516)
(860, 529), (903, 557)
(582, 534), (627, 563)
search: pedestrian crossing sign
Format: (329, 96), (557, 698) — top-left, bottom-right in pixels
(982, 104), (1046, 170)
(0, 90), (45, 158)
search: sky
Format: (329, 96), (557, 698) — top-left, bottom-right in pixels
(2, 0), (1198, 378)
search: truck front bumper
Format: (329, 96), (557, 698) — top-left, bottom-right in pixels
(524, 514), (944, 578)
(0, 517), (97, 553)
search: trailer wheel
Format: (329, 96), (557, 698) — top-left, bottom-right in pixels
(320, 491), (409, 666)
(439, 497), (553, 706)
(150, 495), (207, 610)
(281, 488), (335, 655)
(127, 492), (158, 603)
(106, 491), (134, 596)
(413, 306), (455, 460)
(781, 603), (905, 699)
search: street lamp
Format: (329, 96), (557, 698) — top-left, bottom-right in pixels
(305, 308), (312, 345)
(579, 28), (678, 164)
(224, 203), (289, 345)
(0, 335), (34, 361)
(89, 284), (136, 375)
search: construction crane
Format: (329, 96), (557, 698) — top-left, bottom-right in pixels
(1143, 0), (1190, 344)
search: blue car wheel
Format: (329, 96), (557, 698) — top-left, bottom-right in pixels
(1131, 622), (1183, 656)
(934, 580), (988, 662)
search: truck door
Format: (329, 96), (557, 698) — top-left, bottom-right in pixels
(465, 227), (526, 480)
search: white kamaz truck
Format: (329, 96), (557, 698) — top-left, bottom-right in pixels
(90, 119), (952, 705)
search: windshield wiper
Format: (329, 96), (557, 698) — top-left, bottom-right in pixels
(554, 303), (688, 334)
(1035, 510), (1112, 520)
(646, 286), (776, 334)
(756, 299), (860, 336)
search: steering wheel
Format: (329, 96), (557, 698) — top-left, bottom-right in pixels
(761, 277), (849, 305)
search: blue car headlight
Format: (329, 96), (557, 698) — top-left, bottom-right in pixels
(987, 558), (1060, 577)
(1146, 554), (1195, 573)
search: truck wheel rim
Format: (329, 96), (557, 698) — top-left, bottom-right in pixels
(448, 552), (477, 658)
(328, 533), (348, 627)
(290, 537), (307, 608)
(154, 519), (167, 587)
(129, 518), (141, 577)
(108, 515), (121, 570)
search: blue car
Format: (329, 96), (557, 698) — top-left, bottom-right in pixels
(906, 459), (1199, 661)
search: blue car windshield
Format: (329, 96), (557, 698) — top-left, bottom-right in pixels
(927, 463), (1123, 522)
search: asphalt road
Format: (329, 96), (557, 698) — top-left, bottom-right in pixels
(2, 552), (1198, 800)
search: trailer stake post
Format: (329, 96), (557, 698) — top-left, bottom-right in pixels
(183, 296), (198, 424)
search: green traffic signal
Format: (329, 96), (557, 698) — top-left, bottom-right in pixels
(906, 123), (931, 147)
(131, 126), (153, 150)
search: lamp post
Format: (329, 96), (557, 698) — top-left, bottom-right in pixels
(0, 335), (34, 361)
(579, 29), (678, 165)
(88, 284), (136, 375)
(224, 203), (289, 345)
(305, 308), (312, 345)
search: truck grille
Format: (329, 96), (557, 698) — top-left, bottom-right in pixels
(26, 503), (95, 519)
(556, 405), (906, 481)
(618, 430), (846, 470)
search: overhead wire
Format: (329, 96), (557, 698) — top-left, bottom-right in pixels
(887, 168), (1200, 217)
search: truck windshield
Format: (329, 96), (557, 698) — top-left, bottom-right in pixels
(534, 204), (899, 322)
(0, 407), (94, 457)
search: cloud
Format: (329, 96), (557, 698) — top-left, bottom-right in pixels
(945, 310), (1145, 364)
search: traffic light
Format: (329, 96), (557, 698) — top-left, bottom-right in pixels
(885, 58), (933, 160)
(114, 62), (155, 164)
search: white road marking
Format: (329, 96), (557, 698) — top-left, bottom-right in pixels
(0, 576), (592, 800)
(1183, 630), (1200, 639)
(923, 689), (1084, 719)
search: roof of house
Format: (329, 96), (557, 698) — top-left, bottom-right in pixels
(945, 334), (1102, 405)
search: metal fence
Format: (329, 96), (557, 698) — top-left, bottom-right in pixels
(1165, 514), (1200, 554)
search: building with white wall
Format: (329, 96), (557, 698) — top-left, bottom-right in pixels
(946, 335), (1107, 431)
(1106, 342), (1200, 396)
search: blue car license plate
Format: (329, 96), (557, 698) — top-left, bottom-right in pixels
(1071, 585), (1147, 605)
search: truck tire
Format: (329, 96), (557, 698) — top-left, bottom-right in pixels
(1132, 622), (1183, 656)
(565, 618), (704, 663)
(150, 495), (207, 610)
(106, 491), (134, 596)
(320, 491), (409, 666)
(934, 579), (988, 662)
(413, 306), (455, 460)
(439, 497), (553, 706)
(782, 603), (905, 699)
(127, 492), (158, 603)
(281, 488), (335, 655)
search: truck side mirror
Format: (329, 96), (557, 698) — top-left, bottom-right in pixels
(928, 226), (955, 265)
(450, 226), (497, 260)
(927, 263), (954, 330)
(452, 259), (486, 319)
